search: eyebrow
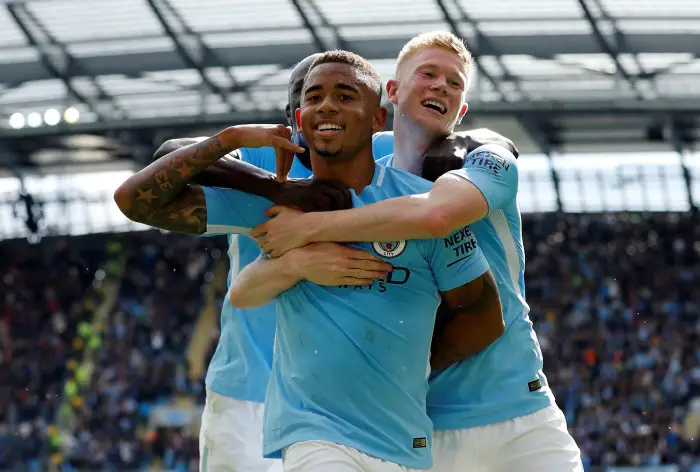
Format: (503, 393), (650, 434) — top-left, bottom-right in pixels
(419, 63), (464, 79)
(304, 81), (360, 96)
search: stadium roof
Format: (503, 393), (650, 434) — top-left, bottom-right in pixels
(1, 0), (700, 169)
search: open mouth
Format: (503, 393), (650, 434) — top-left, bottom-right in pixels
(314, 123), (345, 137)
(421, 99), (447, 115)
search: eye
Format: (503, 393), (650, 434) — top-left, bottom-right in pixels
(306, 94), (321, 102)
(422, 71), (435, 78)
(450, 80), (463, 89)
(340, 94), (354, 101)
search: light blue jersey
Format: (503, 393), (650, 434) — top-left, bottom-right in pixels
(372, 131), (394, 158)
(206, 137), (396, 403)
(205, 146), (313, 402)
(382, 143), (554, 429)
(202, 163), (489, 469)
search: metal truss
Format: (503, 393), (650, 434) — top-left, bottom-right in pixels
(145, 0), (235, 109)
(1, 0), (699, 213)
(3, 29), (700, 85)
(5, 3), (117, 120)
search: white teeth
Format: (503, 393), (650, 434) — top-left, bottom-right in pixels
(422, 100), (446, 113)
(317, 123), (342, 131)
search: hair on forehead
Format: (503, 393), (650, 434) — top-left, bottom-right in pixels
(305, 50), (383, 101)
(396, 31), (474, 88)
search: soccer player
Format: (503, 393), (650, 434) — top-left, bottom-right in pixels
(146, 54), (394, 472)
(114, 50), (504, 471)
(149, 56), (519, 470)
(250, 32), (584, 472)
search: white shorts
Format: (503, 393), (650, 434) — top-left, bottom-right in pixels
(199, 389), (283, 472)
(283, 440), (427, 472)
(432, 404), (583, 472)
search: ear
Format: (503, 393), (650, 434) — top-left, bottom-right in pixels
(372, 106), (389, 133)
(285, 103), (293, 126)
(386, 80), (399, 105)
(456, 103), (468, 125)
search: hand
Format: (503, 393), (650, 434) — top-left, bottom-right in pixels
(422, 129), (519, 182)
(286, 242), (392, 286)
(225, 124), (305, 182)
(277, 179), (353, 212)
(252, 206), (319, 257)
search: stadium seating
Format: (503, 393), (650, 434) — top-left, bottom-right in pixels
(1, 213), (698, 471)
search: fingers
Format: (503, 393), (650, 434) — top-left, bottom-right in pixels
(250, 222), (268, 239)
(349, 268), (390, 280)
(270, 135), (305, 154)
(342, 248), (388, 262)
(338, 247), (393, 273)
(262, 205), (285, 218)
(275, 147), (294, 182)
(350, 259), (393, 274)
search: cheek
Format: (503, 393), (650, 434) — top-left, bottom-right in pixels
(299, 108), (312, 127)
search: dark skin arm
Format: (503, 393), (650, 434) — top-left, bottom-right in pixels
(114, 125), (304, 235)
(153, 138), (285, 197)
(432, 270), (504, 371)
(153, 138), (353, 212)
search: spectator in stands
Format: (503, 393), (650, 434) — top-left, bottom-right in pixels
(1, 213), (698, 470)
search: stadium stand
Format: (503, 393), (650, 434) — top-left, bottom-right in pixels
(1, 213), (698, 471)
(0, 231), (226, 471)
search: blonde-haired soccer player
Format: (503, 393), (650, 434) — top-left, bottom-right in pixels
(251, 30), (584, 472)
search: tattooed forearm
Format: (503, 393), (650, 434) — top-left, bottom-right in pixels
(129, 186), (207, 235)
(114, 134), (234, 234)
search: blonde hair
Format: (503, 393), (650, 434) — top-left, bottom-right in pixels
(396, 31), (473, 88)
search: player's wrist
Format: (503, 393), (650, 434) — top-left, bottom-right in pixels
(303, 213), (327, 244)
(217, 126), (244, 151)
(279, 249), (305, 282)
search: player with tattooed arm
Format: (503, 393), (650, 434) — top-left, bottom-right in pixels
(116, 50), (504, 472)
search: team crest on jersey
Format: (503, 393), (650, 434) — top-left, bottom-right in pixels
(372, 241), (407, 259)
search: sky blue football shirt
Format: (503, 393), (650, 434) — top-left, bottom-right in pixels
(206, 137), (396, 403)
(202, 162), (489, 468)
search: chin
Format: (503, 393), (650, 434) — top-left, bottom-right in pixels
(415, 117), (449, 137)
(316, 147), (343, 159)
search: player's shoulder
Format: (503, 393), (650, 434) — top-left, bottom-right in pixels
(372, 131), (394, 142)
(467, 143), (517, 166)
(462, 143), (519, 179)
(240, 146), (276, 169)
(375, 153), (393, 166)
(372, 131), (395, 160)
(380, 164), (432, 193)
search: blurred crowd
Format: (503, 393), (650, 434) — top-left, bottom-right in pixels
(0, 212), (698, 471)
(0, 235), (111, 470)
(526, 212), (700, 470)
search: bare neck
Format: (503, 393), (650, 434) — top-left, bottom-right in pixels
(311, 145), (376, 194)
(392, 114), (436, 176)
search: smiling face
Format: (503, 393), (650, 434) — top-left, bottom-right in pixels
(298, 62), (386, 162)
(388, 46), (469, 139)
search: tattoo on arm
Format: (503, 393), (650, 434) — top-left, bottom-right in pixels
(131, 186), (207, 235)
(116, 136), (231, 234)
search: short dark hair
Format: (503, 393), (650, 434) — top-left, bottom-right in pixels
(305, 50), (383, 102)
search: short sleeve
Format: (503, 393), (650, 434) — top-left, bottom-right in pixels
(425, 225), (490, 292)
(239, 146), (276, 171)
(448, 143), (519, 216)
(372, 132), (394, 160)
(202, 186), (272, 236)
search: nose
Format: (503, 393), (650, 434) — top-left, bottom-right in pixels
(317, 94), (339, 115)
(429, 75), (448, 95)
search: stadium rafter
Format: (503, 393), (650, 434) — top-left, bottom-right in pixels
(0, 0), (698, 167)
